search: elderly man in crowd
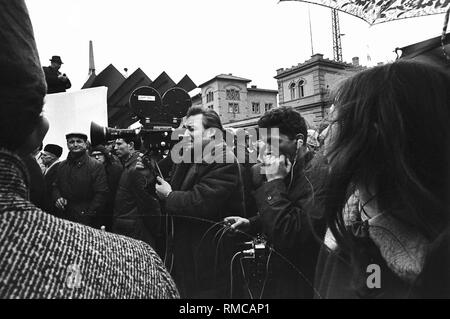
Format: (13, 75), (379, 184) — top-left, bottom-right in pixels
(39, 143), (63, 215)
(53, 132), (108, 227)
(0, 0), (178, 299)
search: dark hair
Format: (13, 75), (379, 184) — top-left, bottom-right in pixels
(186, 106), (224, 132)
(325, 61), (450, 275)
(257, 106), (307, 142)
(120, 135), (142, 151)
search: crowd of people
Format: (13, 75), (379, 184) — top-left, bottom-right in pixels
(0, 0), (449, 299)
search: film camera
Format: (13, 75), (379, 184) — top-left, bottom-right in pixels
(90, 86), (192, 159)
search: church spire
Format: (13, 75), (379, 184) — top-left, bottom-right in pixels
(89, 40), (95, 75)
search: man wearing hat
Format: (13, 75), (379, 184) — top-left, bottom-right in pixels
(52, 132), (109, 227)
(39, 144), (63, 215)
(43, 55), (71, 94)
(0, 0), (178, 298)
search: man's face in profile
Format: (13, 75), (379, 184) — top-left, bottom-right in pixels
(40, 151), (57, 166)
(114, 138), (132, 159)
(184, 114), (208, 151)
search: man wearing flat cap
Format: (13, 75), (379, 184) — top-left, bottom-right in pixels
(52, 132), (109, 227)
(0, 0), (178, 298)
(39, 144), (63, 215)
(43, 55), (71, 94)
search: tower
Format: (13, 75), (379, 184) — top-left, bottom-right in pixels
(331, 9), (343, 62)
(89, 40), (95, 75)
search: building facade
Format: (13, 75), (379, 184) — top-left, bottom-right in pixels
(275, 53), (364, 128)
(193, 74), (278, 126)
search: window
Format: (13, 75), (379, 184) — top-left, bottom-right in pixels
(226, 89), (240, 101)
(252, 102), (260, 114)
(206, 91), (214, 103)
(298, 80), (305, 98)
(289, 82), (296, 100)
(208, 105), (214, 110)
(228, 103), (239, 113)
(265, 103), (273, 112)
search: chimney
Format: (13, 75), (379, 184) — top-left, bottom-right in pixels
(352, 57), (360, 67)
(88, 40), (95, 75)
(276, 68), (284, 75)
(311, 53), (324, 61)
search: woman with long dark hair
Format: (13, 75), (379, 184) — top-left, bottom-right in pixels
(315, 61), (450, 298)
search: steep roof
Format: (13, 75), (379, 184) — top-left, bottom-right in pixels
(176, 74), (197, 92)
(81, 64), (126, 98)
(150, 71), (176, 96)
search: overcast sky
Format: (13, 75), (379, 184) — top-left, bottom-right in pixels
(26, 0), (445, 92)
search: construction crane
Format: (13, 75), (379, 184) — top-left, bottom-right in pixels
(331, 9), (343, 62)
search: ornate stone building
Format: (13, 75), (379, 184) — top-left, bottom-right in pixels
(275, 53), (364, 128)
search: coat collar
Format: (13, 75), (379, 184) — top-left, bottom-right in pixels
(67, 151), (89, 167)
(122, 151), (140, 170)
(0, 149), (30, 200)
(44, 159), (60, 176)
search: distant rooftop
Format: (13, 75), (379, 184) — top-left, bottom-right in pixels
(198, 73), (252, 87)
(275, 53), (359, 79)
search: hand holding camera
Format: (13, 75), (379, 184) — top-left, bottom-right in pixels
(58, 74), (68, 82)
(155, 176), (172, 200)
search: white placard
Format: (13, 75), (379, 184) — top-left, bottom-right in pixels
(138, 95), (156, 101)
(42, 86), (108, 160)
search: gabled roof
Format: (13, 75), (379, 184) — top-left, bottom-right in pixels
(108, 68), (152, 107)
(198, 74), (251, 87)
(82, 64), (126, 98)
(177, 74), (197, 92)
(81, 72), (96, 89)
(150, 71), (176, 96)
(107, 68), (153, 128)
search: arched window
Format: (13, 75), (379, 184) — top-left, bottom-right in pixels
(289, 82), (296, 100)
(226, 88), (240, 101)
(206, 91), (214, 103)
(298, 80), (305, 98)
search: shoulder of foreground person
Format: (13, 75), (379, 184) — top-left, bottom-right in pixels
(0, 204), (179, 299)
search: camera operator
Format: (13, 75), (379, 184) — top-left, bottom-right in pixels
(155, 106), (245, 298)
(225, 106), (326, 298)
(43, 55), (71, 94)
(112, 136), (161, 248)
(0, 0), (178, 298)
